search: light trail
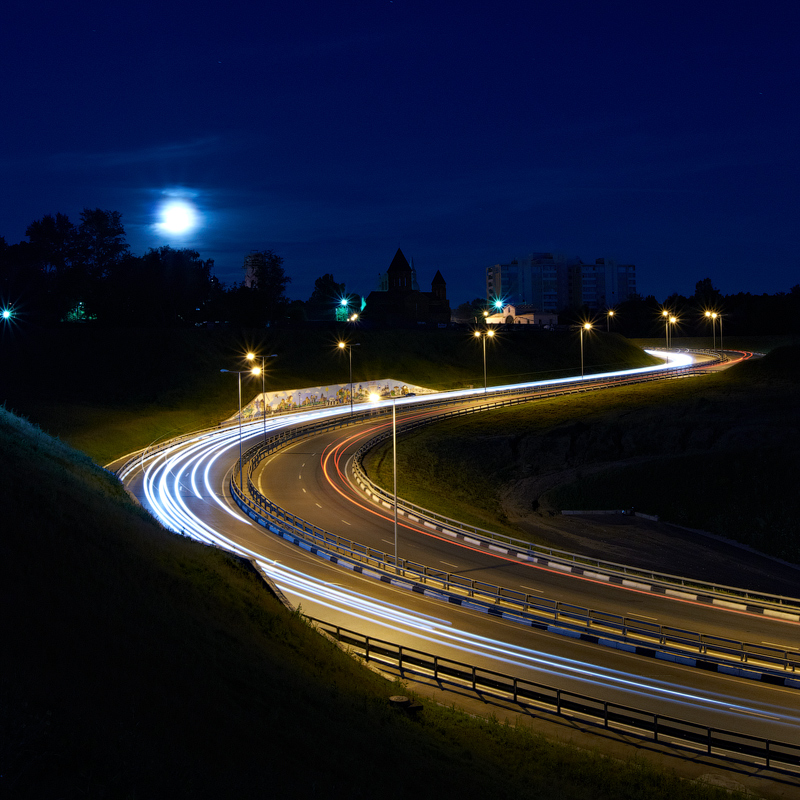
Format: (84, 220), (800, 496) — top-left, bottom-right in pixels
(119, 350), (800, 736)
(256, 557), (799, 734)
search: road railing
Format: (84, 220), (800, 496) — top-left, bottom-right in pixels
(350, 396), (800, 620)
(114, 349), (708, 480)
(230, 429), (800, 684)
(309, 617), (800, 776)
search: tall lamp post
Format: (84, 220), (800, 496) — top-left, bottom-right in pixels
(704, 311), (717, 349)
(338, 341), (361, 415)
(473, 328), (495, 392)
(370, 392), (398, 568)
(662, 309), (670, 348)
(606, 308), (615, 332)
(579, 322), (592, 377)
(220, 366), (261, 490)
(246, 352), (277, 443)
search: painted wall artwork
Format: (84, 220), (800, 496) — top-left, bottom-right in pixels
(228, 378), (434, 421)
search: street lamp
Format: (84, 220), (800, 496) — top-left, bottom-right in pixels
(669, 315), (678, 349)
(704, 311), (717, 350)
(369, 391), (399, 568)
(338, 341), (361, 415)
(606, 308), (615, 332)
(246, 352), (277, 442)
(220, 366), (260, 490)
(662, 309), (669, 348)
(579, 322), (592, 377)
(473, 328), (495, 392)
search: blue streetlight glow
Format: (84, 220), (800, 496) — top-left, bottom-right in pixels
(1, 308), (12, 320)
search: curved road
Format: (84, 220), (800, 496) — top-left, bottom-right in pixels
(117, 350), (800, 748)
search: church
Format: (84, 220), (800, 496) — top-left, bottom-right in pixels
(363, 249), (450, 326)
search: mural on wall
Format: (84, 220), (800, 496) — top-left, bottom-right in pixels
(228, 378), (434, 421)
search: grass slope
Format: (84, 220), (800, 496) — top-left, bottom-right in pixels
(1, 325), (658, 464)
(364, 346), (800, 562)
(1, 407), (742, 799)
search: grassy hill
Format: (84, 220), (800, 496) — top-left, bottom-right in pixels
(364, 345), (800, 563)
(0, 324), (658, 464)
(0, 406), (741, 799)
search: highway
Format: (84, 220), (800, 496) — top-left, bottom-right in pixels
(117, 349), (800, 753)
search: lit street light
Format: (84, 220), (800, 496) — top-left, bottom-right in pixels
(220, 366), (261, 489)
(473, 328), (495, 392)
(579, 322), (592, 377)
(669, 315), (678, 349)
(246, 352), (277, 442)
(369, 391), (398, 568)
(606, 308), (615, 332)
(338, 341), (361, 415)
(662, 309), (670, 348)
(704, 310), (717, 350)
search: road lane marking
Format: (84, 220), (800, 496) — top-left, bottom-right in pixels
(628, 614), (657, 620)
(762, 642), (792, 649)
(341, 520), (351, 525)
(729, 708), (781, 720)
(521, 585), (544, 593)
(440, 561), (461, 569)
(302, 488), (306, 493)
(315, 503), (322, 508)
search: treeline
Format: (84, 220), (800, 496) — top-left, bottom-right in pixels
(607, 277), (800, 337)
(0, 209), (291, 327)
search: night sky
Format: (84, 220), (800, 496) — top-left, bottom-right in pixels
(3, 1), (798, 305)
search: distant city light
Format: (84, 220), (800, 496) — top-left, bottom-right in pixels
(1, 308), (12, 320)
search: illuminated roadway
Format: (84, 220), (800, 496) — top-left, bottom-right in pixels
(117, 350), (800, 749)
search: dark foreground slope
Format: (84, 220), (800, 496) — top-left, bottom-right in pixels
(1, 408), (739, 799)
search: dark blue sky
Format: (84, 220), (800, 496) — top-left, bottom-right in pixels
(3, 1), (798, 305)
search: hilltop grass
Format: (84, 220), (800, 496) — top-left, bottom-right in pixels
(1, 325), (658, 464)
(363, 346), (800, 561)
(0, 406), (744, 800)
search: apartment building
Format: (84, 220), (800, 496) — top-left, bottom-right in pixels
(486, 253), (636, 311)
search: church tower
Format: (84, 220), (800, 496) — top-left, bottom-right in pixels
(387, 248), (413, 292)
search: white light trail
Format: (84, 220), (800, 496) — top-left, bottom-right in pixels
(123, 353), (800, 732)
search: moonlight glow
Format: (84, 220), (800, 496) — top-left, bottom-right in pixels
(157, 200), (198, 235)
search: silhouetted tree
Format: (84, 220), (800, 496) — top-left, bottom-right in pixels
(99, 246), (215, 326)
(693, 277), (722, 308)
(229, 250), (291, 326)
(306, 273), (346, 320)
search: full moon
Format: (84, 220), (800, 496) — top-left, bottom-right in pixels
(157, 200), (198, 234)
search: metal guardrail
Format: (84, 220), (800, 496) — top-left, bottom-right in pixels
(350, 380), (800, 615)
(310, 617), (800, 775)
(232, 417), (800, 678)
(114, 351), (707, 479)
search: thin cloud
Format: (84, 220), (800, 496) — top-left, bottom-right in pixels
(46, 137), (222, 170)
